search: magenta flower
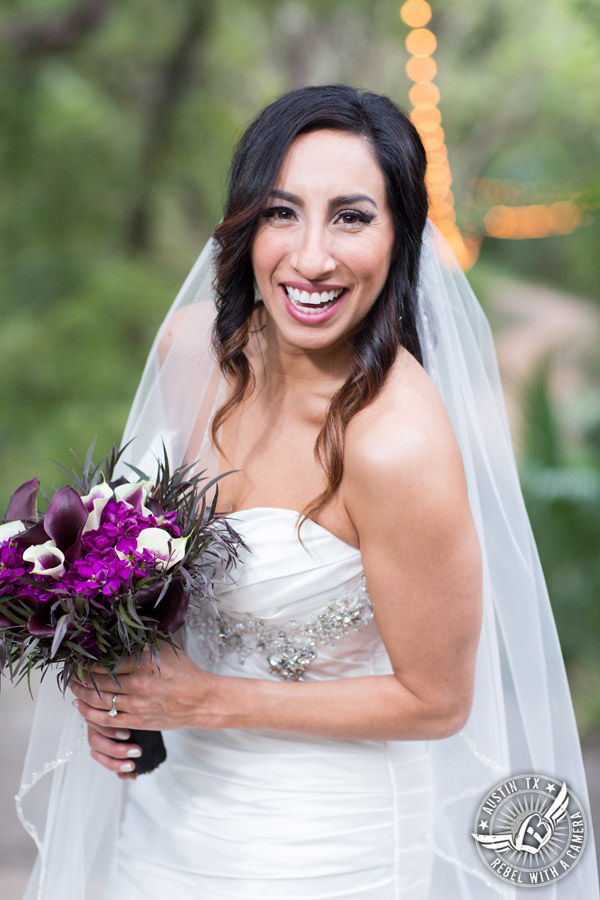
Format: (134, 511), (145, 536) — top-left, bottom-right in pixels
(67, 549), (133, 598)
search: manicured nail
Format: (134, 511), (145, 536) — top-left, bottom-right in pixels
(127, 748), (142, 758)
(115, 730), (130, 740)
(119, 761), (135, 772)
(72, 700), (80, 710)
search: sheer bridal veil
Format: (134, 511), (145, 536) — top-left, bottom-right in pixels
(17, 220), (598, 898)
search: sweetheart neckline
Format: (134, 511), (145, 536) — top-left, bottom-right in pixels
(223, 506), (361, 554)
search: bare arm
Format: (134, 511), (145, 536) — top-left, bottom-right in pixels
(73, 370), (483, 767)
(209, 396), (482, 740)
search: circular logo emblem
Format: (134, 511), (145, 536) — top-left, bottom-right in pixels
(471, 773), (587, 888)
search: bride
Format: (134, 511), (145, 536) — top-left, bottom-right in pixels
(20, 85), (598, 898)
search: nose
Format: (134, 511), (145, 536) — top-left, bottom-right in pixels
(289, 221), (336, 280)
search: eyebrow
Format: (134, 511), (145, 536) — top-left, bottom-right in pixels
(269, 189), (378, 210)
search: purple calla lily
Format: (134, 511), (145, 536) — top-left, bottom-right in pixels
(27, 612), (55, 637)
(43, 487), (88, 562)
(6, 477), (39, 522)
(136, 578), (188, 633)
(135, 528), (187, 571)
(114, 481), (152, 515)
(22, 540), (66, 579)
(80, 483), (114, 534)
(146, 498), (166, 517)
(157, 579), (189, 632)
(14, 522), (50, 550)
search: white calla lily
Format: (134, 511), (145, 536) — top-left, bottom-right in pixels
(0, 520), (26, 544)
(135, 527), (187, 571)
(22, 540), (66, 579)
(80, 482), (114, 534)
(114, 480), (153, 515)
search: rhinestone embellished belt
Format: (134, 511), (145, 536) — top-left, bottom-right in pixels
(189, 575), (373, 681)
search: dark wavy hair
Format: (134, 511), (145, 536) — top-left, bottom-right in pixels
(211, 84), (429, 521)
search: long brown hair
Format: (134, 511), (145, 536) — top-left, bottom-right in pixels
(211, 85), (428, 522)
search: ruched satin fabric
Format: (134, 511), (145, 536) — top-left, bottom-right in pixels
(104, 508), (433, 899)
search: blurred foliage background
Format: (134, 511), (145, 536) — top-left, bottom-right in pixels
(1, 0), (599, 726)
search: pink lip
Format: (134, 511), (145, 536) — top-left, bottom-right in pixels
(281, 280), (346, 292)
(279, 284), (347, 325)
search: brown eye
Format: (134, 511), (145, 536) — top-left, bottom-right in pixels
(335, 209), (374, 227)
(262, 206), (296, 221)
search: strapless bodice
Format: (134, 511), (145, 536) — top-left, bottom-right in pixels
(184, 507), (383, 682)
(106, 506), (433, 900)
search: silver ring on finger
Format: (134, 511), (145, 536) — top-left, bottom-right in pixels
(108, 694), (118, 718)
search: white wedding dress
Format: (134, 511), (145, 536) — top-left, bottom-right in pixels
(18, 221), (599, 899)
(103, 507), (433, 899)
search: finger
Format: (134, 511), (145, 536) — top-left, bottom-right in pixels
(88, 727), (141, 763)
(71, 684), (127, 715)
(71, 672), (130, 694)
(87, 721), (132, 741)
(90, 747), (139, 775)
(75, 697), (134, 730)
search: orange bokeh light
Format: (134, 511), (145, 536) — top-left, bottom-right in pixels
(405, 28), (437, 57)
(409, 81), (440, 107)
(427, 149), (448, 165)
(427, 169), (452, 191)
(552, 200), (582, 232)
(410, 106), (442, 127)
(406, 56), (437, 83)
(400, 0), (432, 28)
(417, 119), (441, 134)
(484, 201), (583, 239)
(438, 223), (480, 270)
(423, 136), (444, 153)
(422, 127), (445, 153)
(519, 205), (554, 238)
(429, 178), (449, 190)
(430, 200), (455, 221)
(484, 206), (519, 239)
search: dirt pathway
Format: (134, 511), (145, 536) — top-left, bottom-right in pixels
(489, 275), (599, 439)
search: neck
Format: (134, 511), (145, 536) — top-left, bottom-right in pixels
(252, 307), (352, 401)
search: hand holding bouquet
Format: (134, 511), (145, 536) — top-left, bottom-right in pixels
(0, 444), (245, 773)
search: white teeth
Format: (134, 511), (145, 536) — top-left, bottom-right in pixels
(284, 285), (344, 312)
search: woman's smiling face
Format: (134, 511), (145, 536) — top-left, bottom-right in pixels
(251, 129), (395, 355)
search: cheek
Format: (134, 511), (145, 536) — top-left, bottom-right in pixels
(349, 243), (394, 290)
(251, 230), (288, 278)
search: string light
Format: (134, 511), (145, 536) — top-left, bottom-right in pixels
(406, 56), (437, 82)
(405, 28), (437, 56)
(400, 0), (432, 28)
(400, 0), (477, 268)
(483, 200), (582, 239)
(400, 6), (586, 267)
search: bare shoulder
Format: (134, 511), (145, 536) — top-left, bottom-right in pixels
(342, 350), (482, 734)
(343, 348), (466, 524)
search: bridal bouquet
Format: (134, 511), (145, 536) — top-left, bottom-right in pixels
(0, 444), (245, 773)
